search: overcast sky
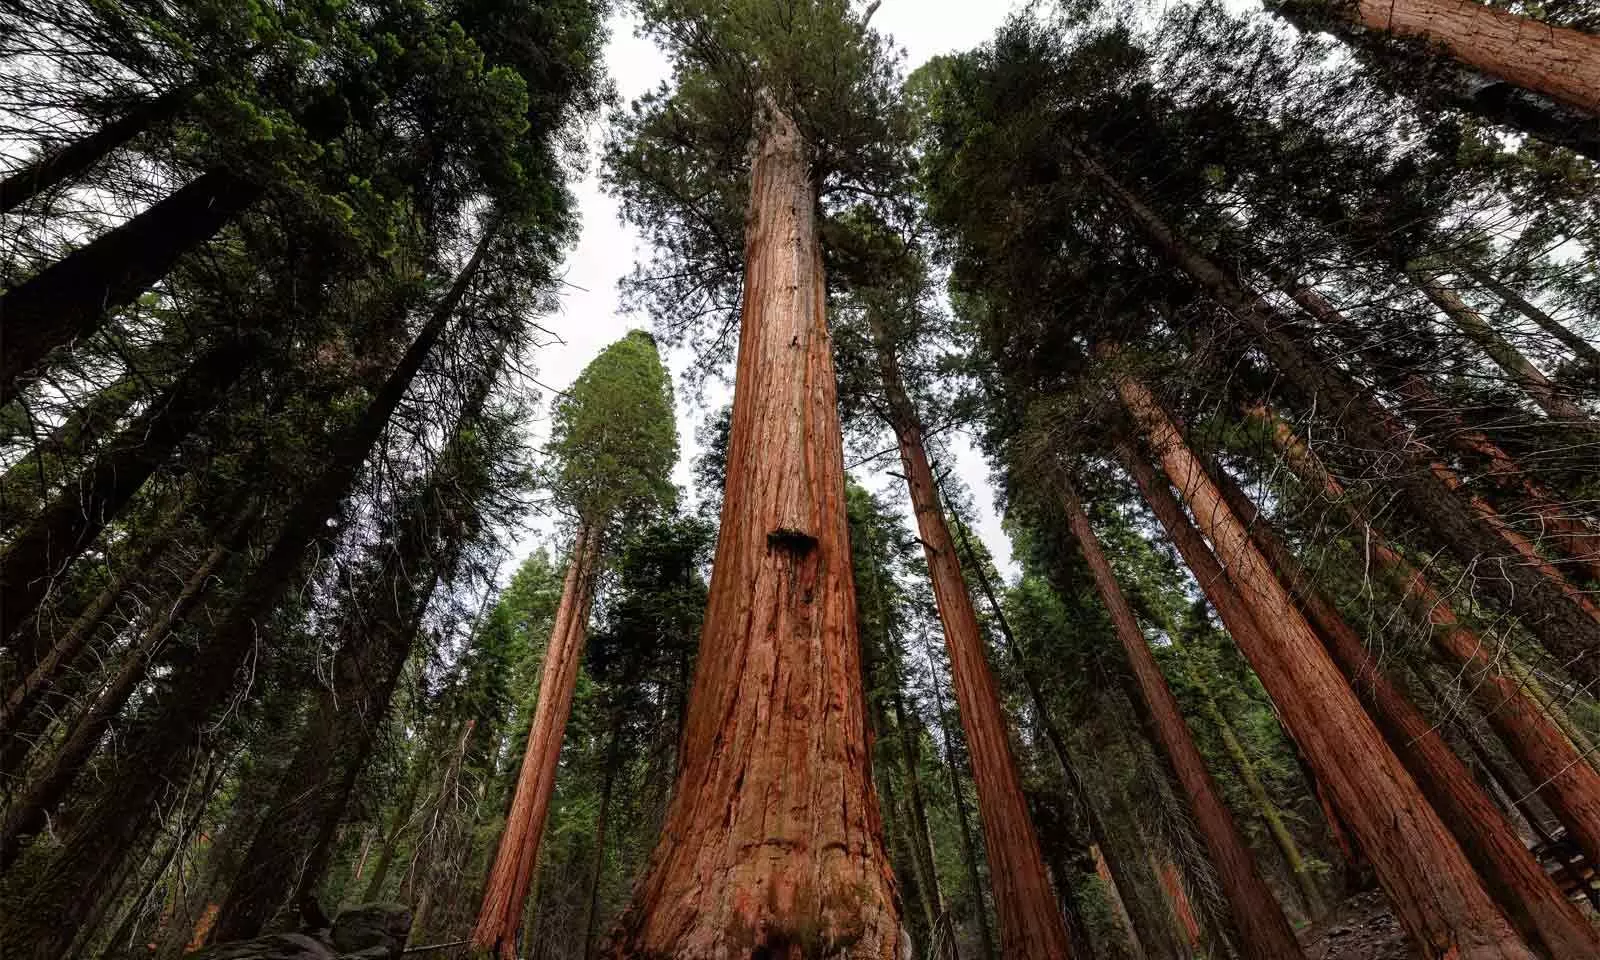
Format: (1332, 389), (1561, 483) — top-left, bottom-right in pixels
(509, 0), (1026, 578)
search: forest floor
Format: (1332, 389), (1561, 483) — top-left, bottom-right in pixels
(1299, 891), (1413, 960)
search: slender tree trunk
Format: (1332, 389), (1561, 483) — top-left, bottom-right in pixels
(1413, 270), (1600, 434)
(890, 687), (954, 959)
(583, 736), (621, 960)
(1077, 148), (1600, 683)
(604, 103), (902, 958)
(210, 567), (437, 941)
(1198, 445), (1600, 958)
(0, 169), (258, 406)
(1202, 695), (1324, 918)
(0, 368), (146, 532)
(1060, 481), (1305, 958)
(923, 633), (998, 960)
(0, 230), (489, 960)
(0, 502), (253, 870)
(363, 748), (432, 904)
(871, 327), (1074, 957)
(0, 89), (191, 213)
(1284, 283), (1600, 579)
(0, 337), (251, 658)
(1112, 388), (1534, 960)
(473, 523), (603, 959)
(1458, 261), (1600, 373)
(949, 508), (1171, 959)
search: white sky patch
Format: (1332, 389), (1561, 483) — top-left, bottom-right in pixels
(508, 1), (1025, 580)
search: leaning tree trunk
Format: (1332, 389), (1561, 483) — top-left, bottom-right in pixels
(1113, 386), (1534, 960)
(0, 169), (257, 406)
(1251, 403), (1600, 877)
(0, 88), (191, 214)
(603, 102), (902, 958)
(472, 522), (603, 959)
(1199, 444), (1600, 958)
(0, 502), (255, 871)
(1412, 270), (1600, 436)
(1457, 261), (1600, 374)
(0, 229), (490, 960)
(1282, 282), (1600, 578)
(1075, 147), (1600, 685)
(1060, 481), (1304, 959)
(871, 326), (1074, 957)
(0, 337), (251, 659)
(1271, 0), (1600, 119)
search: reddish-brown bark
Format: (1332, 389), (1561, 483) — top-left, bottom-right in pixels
(604, 103), (902, 958)
(1200, 444), (1600, 959)
(1254, 405), (1600, 882)
(1115, 379), (1535, 960)
(1060, 481), (1303, 959)
(1349, 0), (1600, 118)
(473, 523), (602, 958)
(873, 326), (1073, 957)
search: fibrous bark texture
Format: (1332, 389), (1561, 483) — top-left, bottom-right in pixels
(873, 327), (1073, 958)
(604, 103), (903, 958)
(1060, 481), (1303, 959)
(1350, 0), (1600, 117)
(1116, 380), (1534, 960)
(473, 523), (603, 959)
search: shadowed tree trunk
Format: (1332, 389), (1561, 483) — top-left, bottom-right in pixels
(1113, 383), (1535, 960)
(1282, 282), (1600, 578)
(0, 169), (257, 406)
(1059, 480), (1304, 958)
(870, 321), (1074, 958)
(0, 500), (256, 870)
(1412, 270), (1600, 435)
(1457, 261), (1600, 374)
(922, 632), (998, 960)
(603, 102), (902, 958)
(0, 228), (491, 960)
(1270, 0), (1600, 119)
(0, 337), (252, 658)
(1250, 403), (1600, 876)
(473, 523), (603, 958)
(1075, 148), (1600, 684)
(0, 89), (191, 214)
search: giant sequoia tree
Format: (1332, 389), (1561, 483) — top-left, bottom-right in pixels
(473, 330), (677, 958)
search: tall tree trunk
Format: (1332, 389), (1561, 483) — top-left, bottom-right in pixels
(603, 103), (902, 958)
(0, 367), (147, 532)
(890, 686), (954, 960)
(0, 337), (251, 658)
(583, 733), (621, 960)
(209, 564), (438, 942)
(1413, 270), (1600, 434)
(871, 326), (1074, 957)
(473, 523), (603, 959)
(1457, 261), (1600, 373)
(363, 746), (432, 904)
(923, 633), (998, 960)
(1060, 481), (1305, 958)
(0, 502), (254, 870)
(1075, 148), (1600, 683)
(1283, 282), (1600, 578)
(1198, 444), (1600, 958)
(0, 89), (191, 213)
(948, 506), (1171, 959)
(1249, 402), (1600, 877)
(0, 230), (489, 960)
(1112, 385), (1535, 960)
(1273, 0), (1600, 117)
(0, 169), (257, 406)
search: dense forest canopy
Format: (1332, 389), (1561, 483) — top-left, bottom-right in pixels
(2, 0), (1599, 958)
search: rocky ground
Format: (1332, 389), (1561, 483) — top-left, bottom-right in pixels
(1299, 891), (1413, 960)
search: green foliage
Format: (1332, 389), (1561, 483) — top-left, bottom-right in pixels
(546, 330), (679, 526)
